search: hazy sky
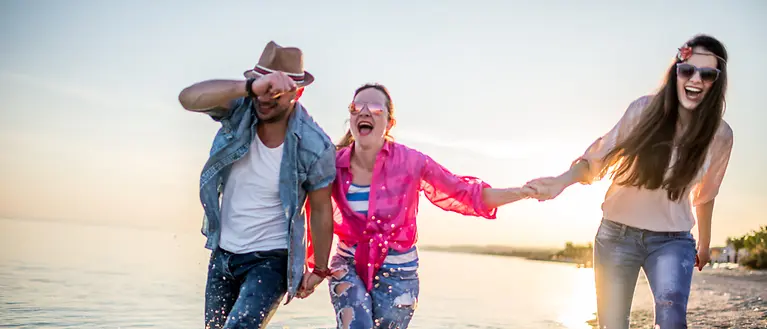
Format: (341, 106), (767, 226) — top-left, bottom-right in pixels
(1, 1), (765, 248)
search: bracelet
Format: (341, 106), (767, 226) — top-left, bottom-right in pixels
(245, 78), (257, 99)
(312, 267), (332, 279)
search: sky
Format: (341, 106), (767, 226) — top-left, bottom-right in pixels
(0, 0), (765, 248)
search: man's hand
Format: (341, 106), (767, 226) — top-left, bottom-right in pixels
(296, 270), (325, 299)
(251, 72), (297, 98)
(695, 248), (710, 271)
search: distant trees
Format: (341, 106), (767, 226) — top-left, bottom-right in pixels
(553, 242), (593, 267)
(741, 226), (767, 269)
(728, 226), (767, 270)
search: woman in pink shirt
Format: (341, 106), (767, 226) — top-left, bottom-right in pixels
(526, 34), (734, 329)
(315, 83), (535, 329)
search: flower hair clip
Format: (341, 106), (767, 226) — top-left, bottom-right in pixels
(677, 44), (693, 61)
(676, 43), (727, 64)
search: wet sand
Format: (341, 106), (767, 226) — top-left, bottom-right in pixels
(589, 265), (767, 328)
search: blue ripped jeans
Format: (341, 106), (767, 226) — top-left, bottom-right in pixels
(594, 219), (697, 329)
(328, 254), (420, 329)
(205, 248), (288, 329)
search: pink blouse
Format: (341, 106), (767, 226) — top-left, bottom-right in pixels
(307, 141), (496, 291)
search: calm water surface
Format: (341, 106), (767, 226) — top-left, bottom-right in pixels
(0, 218), (597, 328)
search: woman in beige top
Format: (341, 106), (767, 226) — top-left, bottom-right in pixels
(526, 34), (734, 329)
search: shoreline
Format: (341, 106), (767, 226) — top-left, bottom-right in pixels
(421, 245), (593, 267)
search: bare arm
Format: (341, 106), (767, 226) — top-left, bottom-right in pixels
(303, 146), (337, 270)
(555, 159), (591, 188)
(296, 185), (335, 299)
(693, 199), (715, 270)
(178, 79), (247, 111)
(525, 160), (590, 201)
(307, 186), (334, 270)
(695, 199), (714, 251)
(481, 187), (536, 209)
(178, 72), (297, 112)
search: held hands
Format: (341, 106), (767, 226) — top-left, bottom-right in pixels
(519, 185), (538, 199)
(523, 175), (569, 202)
(250, 72), (297, 99)
(296, 269), (326, 299)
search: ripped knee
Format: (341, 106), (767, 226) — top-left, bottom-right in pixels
(332, 282), (353, 296)
(655, 289), (688, 307)
(338, 307), (354, 329)
(331, 266), (349, 280)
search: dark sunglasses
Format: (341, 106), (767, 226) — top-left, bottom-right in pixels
(348, 102), (386, 115)
(676, 63), (720, 83)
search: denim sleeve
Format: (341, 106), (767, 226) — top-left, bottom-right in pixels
(304, 145), (337, 192)
(207, 97), (245, 123)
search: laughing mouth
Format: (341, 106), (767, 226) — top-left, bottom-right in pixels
(357, 121), (374, 135)
(684, 86), (702, 98)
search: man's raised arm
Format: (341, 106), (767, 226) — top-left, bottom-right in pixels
(179, 73), (296, 113)
(178, 79), (248, 112)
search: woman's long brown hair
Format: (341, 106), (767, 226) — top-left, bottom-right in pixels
(600, 34), (728, 202)
(336, 83), (397, 150)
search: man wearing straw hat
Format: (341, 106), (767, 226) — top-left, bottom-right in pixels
(178, 41), (335, 328)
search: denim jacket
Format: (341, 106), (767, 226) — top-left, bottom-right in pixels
(198, 97), (336, 303)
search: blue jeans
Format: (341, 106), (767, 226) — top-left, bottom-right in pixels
(328, 254), (420, 329)
(205, 248), (288, 329)
(594, 219), (697, 329)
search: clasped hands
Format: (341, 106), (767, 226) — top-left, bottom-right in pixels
(520, 174), (570, 202)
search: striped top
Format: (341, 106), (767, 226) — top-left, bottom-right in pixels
(336, 184), (419, 272)
(345, 184), (370, 216)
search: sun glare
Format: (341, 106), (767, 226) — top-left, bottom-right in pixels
(557, 268), (597, 329)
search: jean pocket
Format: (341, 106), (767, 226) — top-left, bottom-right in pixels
(596, 220), (624, 241)
(388, 269), (419, 282)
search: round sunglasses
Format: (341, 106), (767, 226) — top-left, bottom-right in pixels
(676, 63), (720, 83)
(348, 102), (386, 115)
